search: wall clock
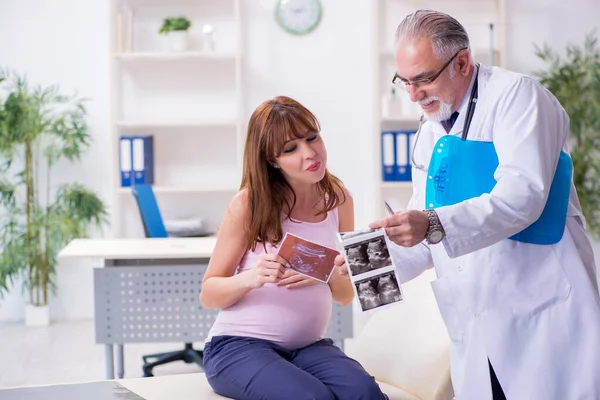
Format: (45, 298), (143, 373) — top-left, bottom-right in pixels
(275, 0), (323, 36)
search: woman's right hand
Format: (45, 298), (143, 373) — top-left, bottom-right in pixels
(334, 254), (348, 277)
(245, 254), (290, 289)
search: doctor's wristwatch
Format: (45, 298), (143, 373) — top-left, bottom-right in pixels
(425, 209), (446, 244)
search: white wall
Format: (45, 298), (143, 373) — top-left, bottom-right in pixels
(504, 0), (600, 74)
(0, 0), (112, 321)
(0, 0), (599, 322)
(241, 0), (375, 227)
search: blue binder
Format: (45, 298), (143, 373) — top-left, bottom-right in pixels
(132, 135), (155, 185)
(395, 131), (414, 181)
(381, 131), (396, 181)
(407, 130), (416, 181)
(119, 137), (133, 187)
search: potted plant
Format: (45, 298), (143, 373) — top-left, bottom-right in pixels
(159, 16), (192, 52)
(0, 70), (108, 326)
(534, 34), (600, 237)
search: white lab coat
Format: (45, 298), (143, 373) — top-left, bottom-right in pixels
(391, 64), (600, 400)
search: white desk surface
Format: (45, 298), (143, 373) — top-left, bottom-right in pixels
(58, 237), (217, 260)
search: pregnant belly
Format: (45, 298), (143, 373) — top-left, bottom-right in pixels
(213, 283), (333, 350)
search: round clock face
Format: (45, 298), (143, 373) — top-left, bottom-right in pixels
(275, 0), (323, 35)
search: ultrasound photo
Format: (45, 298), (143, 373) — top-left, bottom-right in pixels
(355, 271), (403, 312)
(366, 238), (391, 270)
(345, 237), (391, 276)
(346, 243), (371, 275)
(338, 228), (376, 241)
(376, 271), (402, 305)
(277, 233), (339, 283)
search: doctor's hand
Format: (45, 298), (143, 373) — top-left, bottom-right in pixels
(369, 210), (429, 247)
(278, 270), (319, 289)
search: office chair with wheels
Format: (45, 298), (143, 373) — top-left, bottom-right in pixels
(132, 184), (205, 377)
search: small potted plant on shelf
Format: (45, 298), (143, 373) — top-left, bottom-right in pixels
(0, 69), (108, 327)
(159, 16), (192, 52)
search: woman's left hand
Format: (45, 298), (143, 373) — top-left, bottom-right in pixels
(278, 270), (320, 289)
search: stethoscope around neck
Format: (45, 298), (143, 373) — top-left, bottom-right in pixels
(411, 63), (480, 172)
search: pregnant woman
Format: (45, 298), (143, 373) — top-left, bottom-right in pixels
(200, 96), (388, 400)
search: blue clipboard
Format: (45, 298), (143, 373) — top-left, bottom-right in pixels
(425, 135), (572, 245)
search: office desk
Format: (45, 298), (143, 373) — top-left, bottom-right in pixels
(58, 238), (353, 380)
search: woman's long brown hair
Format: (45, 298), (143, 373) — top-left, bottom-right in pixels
(240, 96), (346, 251)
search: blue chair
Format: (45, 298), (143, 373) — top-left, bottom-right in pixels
(131, 184), (204, 377)
(132, 184), (169, 238)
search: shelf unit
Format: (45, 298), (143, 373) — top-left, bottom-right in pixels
(109, 0), (243, 238)
(117, 185), (239, 194)
(114, 119), (238, 128)
(114, 51), (238, 60)
(371, 0), (507, 217)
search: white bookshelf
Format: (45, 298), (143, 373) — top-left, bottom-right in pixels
(381, 116), (420, 124)
(380, 181), (413, 190)
(117, 185), (239, 194)
(115, 119), (238, 128)
(371, 0), (506, 217)
(110, 0), (243, 238)
(114, 51), (238, 60)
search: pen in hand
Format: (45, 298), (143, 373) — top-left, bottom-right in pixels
(384, 201), (429, 248)
(384, 201), (395, 216)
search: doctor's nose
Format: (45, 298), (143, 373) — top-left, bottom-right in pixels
(407, 85), (424, 103)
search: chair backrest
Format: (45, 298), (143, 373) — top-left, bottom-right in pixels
(132, 184), (168, 238)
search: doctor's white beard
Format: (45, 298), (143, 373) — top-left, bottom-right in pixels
(419, 97), (454, 122)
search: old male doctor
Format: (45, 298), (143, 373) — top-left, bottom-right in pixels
(338, 9), (600, 400)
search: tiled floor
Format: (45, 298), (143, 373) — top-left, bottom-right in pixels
(0, 319), (204, 389)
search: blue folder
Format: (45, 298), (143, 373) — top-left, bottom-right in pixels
(381, 131), (396, 181)
(132, 136), (155, 185)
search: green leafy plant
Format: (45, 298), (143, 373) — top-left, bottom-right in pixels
(159, 17), (191, 34)
(534, 33), (600, 237)
(0, 69), (108, 306)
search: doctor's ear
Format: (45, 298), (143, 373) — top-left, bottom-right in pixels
(456, 51), (471, 76)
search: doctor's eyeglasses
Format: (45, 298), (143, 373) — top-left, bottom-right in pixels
(392, 47), (467, 89)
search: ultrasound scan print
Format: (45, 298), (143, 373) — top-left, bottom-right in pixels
(355, 271), (402, 311)
(377, 271), (402, 305)
(289, 243), (327, 276)
(346, 243), (371, 276)
(338, 228), (376, 240)
(277, 234), (338, 282)
(366, 237), (391, 271)
(356, 278), (383, 311)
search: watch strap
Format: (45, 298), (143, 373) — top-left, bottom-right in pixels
(425, 209), (445, 242)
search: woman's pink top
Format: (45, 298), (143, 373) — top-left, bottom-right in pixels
(206, 208), (339, 350)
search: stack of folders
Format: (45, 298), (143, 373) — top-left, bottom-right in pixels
(381, 130), (416, 182)
(119, 135), (155, 187)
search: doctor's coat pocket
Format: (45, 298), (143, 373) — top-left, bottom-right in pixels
(493, 244), (572, 319)
(431, 277), (464, 342)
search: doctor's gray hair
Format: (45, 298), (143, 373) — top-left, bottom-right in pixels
(395, 10), (472, 65)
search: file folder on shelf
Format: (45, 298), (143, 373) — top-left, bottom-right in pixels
(406, 130), (417, 181)
(395, 131), (414, 181)
(132, 135), (155, 185)
(119, 137), (133, 187)
(381, 131), (396, 181)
